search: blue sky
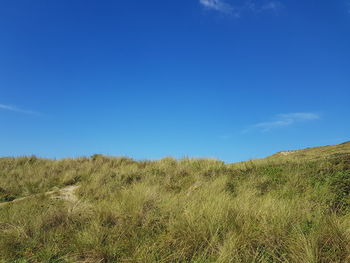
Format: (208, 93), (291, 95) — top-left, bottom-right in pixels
(0, 0), (349, 163)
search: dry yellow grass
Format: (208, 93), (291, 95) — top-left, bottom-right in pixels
(0, 142), (349, 262)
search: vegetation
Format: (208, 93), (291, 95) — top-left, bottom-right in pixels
(0, 142), (350, 262)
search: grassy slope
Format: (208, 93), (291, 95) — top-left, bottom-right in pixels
(0, 143), (349, 262)
(266, 141), (350, 161)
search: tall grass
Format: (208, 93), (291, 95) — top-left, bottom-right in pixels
(0, 152), (349, 262)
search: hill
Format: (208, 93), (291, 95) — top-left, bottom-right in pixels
(0, 142), (350, 262)
(266, 141), (350, 161)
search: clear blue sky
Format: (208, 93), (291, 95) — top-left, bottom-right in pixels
(0, 0), (349, 162)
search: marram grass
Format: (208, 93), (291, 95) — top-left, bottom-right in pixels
(0, 142), (350, 262)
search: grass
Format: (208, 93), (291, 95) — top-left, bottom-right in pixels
(0, 142), (350, 262)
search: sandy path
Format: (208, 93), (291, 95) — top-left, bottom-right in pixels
(0, 185), (80, 207)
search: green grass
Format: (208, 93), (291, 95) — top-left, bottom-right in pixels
(0, 142), (350, 262)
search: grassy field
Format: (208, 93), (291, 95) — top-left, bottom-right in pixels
(0, 142), (350, 262)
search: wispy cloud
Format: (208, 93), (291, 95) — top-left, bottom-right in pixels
(0, 104), (39, 115)
(244, 112), (320, 133)
(199, 0), (283, 16)
(199, 0), (235, 14)
(277, 113), (320, 121)
(261, 1), (283, 11)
